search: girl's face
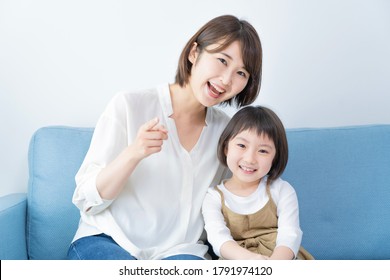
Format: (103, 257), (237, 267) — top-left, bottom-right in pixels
(226, 129), (276, 188)
(188, 40), (250, 107)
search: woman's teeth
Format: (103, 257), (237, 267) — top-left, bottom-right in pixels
(209, 82), (224, 95)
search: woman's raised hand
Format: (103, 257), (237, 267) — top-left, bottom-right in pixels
(132, 117), (168, 160)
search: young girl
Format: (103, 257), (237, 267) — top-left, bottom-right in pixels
(202, 106), (314, 260)
(67, 15), (263, 260)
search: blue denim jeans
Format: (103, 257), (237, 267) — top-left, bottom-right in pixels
(67, 233), (204, 260)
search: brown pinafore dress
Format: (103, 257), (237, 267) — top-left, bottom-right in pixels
(216, 182), (314, 260)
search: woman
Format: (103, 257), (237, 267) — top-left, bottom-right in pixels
(67, 14), (263, 260)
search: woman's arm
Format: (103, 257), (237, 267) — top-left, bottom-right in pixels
(73, 92), (168, 214)
(96, 117), (168, 200)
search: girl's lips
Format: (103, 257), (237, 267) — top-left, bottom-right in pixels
(239, 165), (257, 174)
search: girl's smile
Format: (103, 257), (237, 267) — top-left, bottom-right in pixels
(225, 129), (276, 188)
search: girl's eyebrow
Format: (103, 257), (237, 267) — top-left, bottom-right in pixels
(234, 136), (249, 142)
(234, 136), (274, 149)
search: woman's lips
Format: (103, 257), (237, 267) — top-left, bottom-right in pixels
(207, 82), (225, 98)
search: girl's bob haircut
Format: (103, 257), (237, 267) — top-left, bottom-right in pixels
(217, 106), (288, 183)
(175, 15), (262, 108)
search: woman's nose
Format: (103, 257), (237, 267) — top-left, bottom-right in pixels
(221, 70), (233, 86)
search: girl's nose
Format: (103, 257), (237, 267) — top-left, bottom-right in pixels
(243, 150), (256, 164)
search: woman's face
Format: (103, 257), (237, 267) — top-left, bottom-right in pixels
(188, 40), (250, 107)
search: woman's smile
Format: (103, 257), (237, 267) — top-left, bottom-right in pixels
(207, 81), (226, 98)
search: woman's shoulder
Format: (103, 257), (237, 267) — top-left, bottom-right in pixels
(114, 85), (162, 101)
(207, 107), (231, 127)
(107, 85), (166, 111)
(99, 85), (164, 122)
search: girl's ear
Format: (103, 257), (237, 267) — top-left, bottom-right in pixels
(188, 42), (198, 64)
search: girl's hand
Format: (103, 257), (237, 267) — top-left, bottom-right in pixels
(131, 117), (168, 160)
(253, 254), (269, 260)
(220, 241), (270, 260)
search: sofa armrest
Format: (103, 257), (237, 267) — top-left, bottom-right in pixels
(0, 193), (28, 259)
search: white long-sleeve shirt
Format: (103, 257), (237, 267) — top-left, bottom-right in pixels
(202, 177), (303, 257)
(71, 84), (230, 259)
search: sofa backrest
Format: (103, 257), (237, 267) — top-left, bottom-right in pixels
(284, 125), (390, 260)
(27, 126), (93, 259)
(26, 124), (390, 259)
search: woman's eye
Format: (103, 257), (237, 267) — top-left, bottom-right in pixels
(237, 71), (247, 78)
(237, 144), (245, 149)
(218, 58), (227, 65)
(259, 149), (269, 154)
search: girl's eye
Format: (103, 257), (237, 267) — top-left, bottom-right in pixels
(237, 144), (245, 149)
(218, 58), (227, 65)
(259, 149), (269, 154)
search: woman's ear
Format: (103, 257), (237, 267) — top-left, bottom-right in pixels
(188, 42), (198, 64)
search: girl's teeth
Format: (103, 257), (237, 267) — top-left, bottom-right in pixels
(240, 166), (255, 172)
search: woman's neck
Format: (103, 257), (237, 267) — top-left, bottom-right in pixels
(168, 83), (207, 152)
(169, 83), (206, 123)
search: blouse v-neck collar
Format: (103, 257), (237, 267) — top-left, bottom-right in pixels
(159, 84), (211, 126)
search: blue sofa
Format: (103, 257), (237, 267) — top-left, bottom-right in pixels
(1, 124), (390, 260)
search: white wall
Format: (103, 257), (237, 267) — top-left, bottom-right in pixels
(1, 0), (389, 196)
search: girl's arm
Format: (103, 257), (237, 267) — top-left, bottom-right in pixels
(220, 241), (269, 260)
(202, 187), (269, 260)
(268, 246), (294, 260)
(272, 180), (303, 259)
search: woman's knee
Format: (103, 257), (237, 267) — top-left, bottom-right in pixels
(163, 254), (204, 260)
(67, 234), (136, 260)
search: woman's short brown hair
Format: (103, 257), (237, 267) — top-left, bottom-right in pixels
(217, 106), (288, 183)
(175, 15), (262, 108)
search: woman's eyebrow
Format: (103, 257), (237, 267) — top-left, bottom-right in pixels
(220, 52), (233, 60)
(220, 52), (248, 71)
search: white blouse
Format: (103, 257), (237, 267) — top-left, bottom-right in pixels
(202, 177), (303, 257)
(71, 84), (230, 259)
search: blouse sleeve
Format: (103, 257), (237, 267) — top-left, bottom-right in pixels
(202, 187), (234, 257)
(275, 180), (303, 257)
(72, 93), (129, 215)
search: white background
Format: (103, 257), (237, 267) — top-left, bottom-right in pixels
(1, 0), (389, 196)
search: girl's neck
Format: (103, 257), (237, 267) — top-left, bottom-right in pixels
(224, 178), (261, 197)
